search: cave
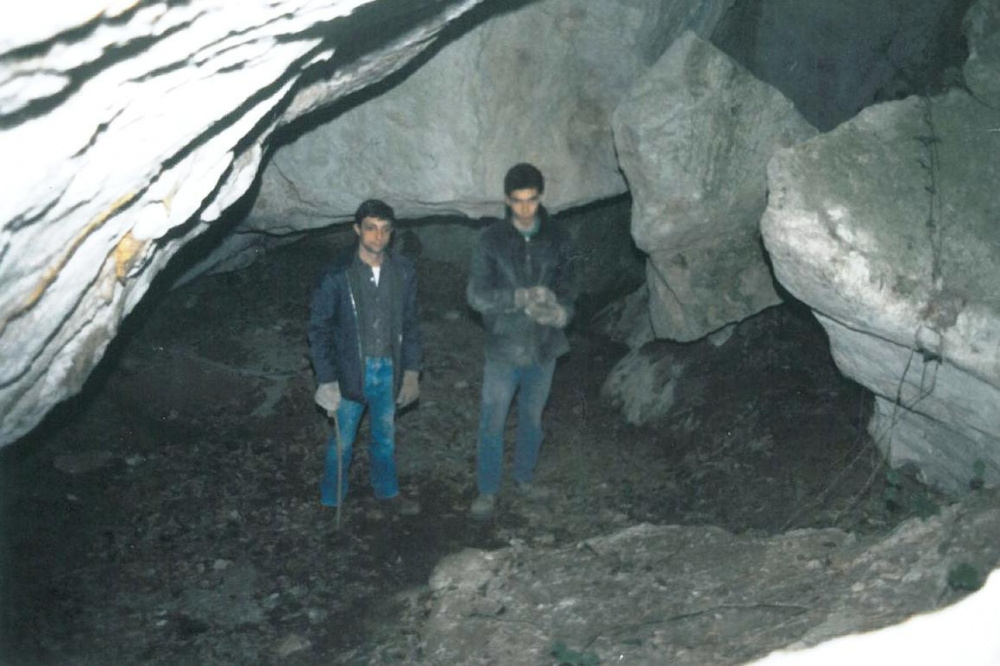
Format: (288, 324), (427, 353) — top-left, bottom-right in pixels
(2, 1), (1000, 664)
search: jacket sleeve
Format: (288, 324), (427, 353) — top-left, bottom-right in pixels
(400, 261), (422, 373)
(308, 270), (340, 384)
(466, 228), (520, 316)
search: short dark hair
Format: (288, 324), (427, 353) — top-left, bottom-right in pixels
(503, 163), (544, 196)
(353, 199), (395, 225)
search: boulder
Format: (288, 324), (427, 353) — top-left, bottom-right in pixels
(416, 489), (1000, 665)
(761, 85), (1000, 493)
(612, 31), (816, 342)
(0, 0), (486, 447)
(964, 0), (1000, 107)
(247, 0), (736, 226)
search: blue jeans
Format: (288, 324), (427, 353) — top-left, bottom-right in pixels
(476, 357), (556, 495)
(321, 357), (400, 507)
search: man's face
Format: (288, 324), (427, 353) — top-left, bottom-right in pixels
(355, 216), (393, 259)
(506, 187), (541, 229)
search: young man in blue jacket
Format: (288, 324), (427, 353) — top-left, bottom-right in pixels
(466, 163), (577, 520)
(309, 199), (422, 515)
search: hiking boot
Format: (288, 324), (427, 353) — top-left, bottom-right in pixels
(385, 494), (421, 516)
(470, 493), (496, 520)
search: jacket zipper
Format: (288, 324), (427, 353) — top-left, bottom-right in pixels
(524, 235), (538, 363)
(347, 280), (364, 369)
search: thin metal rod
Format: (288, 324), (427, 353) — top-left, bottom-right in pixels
(333, 411), (343, 531)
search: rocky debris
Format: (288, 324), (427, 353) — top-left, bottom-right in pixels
(0, 0), (486, 448)
(711, 0), (975, 131)
(612, 31), (816, 343)
(3, 233), (922, 664)
(414, 490), (1000, 665)
(53, 451), (116, 475)
(248, 0), (735, 228)
(761, 65), (1000, 494)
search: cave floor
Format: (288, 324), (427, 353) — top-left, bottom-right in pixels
(0, 231), (943, 665)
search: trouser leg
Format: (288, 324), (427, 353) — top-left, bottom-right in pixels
(512, 359), (556, 485)
(366, 357), (400, 500)
(476, 358), (518, 495)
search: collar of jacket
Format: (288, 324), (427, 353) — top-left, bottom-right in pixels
(503, 204), (553, 240)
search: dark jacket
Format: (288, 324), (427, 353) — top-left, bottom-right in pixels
(308, 245), (421, 403)
(467, 206), (577, 366)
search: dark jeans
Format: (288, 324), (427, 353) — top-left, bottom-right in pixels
(321, 357), (400, 507)
(476, 357), (556, 495)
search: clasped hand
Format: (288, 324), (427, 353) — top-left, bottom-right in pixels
(515, 286), (568, 328)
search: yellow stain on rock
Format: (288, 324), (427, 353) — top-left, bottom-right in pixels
(0, 192), (138, 336)
(113, 230), (146, 283)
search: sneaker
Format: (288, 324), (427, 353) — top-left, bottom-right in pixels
(385, 494), (420, 516)
(470, 493), (496, 520)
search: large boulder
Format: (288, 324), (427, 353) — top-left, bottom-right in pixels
(761, 70), (1000, 492)
(612, 31), (816, 342)
(247, 0), (736, 227)
(0, 0), (486, 448)
(963, 0), (1000, 107)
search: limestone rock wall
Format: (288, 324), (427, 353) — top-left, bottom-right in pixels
(247, 0), (736, 226)
(613, 31), (816, 342)
(0, 0), (485, 447)
(760, 0), (1000, 493)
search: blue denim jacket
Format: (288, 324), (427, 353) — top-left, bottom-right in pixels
(308, 245), (421, 403)
(466, 206), (577, 366)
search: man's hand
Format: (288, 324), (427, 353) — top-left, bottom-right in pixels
(314, 382), (341, 417)
(526, 299), (568, 328)
(526, 286), (557, 307)
(396, 370), (420, 407)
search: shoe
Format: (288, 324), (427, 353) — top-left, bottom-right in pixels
(470, 493), (496, 520)
(385, 494), (420, 516)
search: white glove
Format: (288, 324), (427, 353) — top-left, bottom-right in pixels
(314, 382), (341, 416)
(527, 300), (568, 328)
(396, 370), (420, 407)
(526, 286), (557, 308)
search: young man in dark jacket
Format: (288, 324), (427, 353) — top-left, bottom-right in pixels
(309, 199), (422, 515)
(466, 163), (577, 519)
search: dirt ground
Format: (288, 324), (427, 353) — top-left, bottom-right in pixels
(0, 229), (942, 665)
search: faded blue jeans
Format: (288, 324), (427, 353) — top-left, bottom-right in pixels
(476, 357), (556, 495)
(321, 357), (400, 507)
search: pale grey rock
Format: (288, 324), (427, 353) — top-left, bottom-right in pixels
(712, 0), (974, 131)
(0, 0), (485, 447)
(249, 0), (736, 227)
(964, 0), (1000, 107)
(602, 344), (682, 425)
(613, 31), (816, 342)
(416, 490), (1000, 665)
(592, 283), (656, 348)
(761, 89), (1000, 494)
